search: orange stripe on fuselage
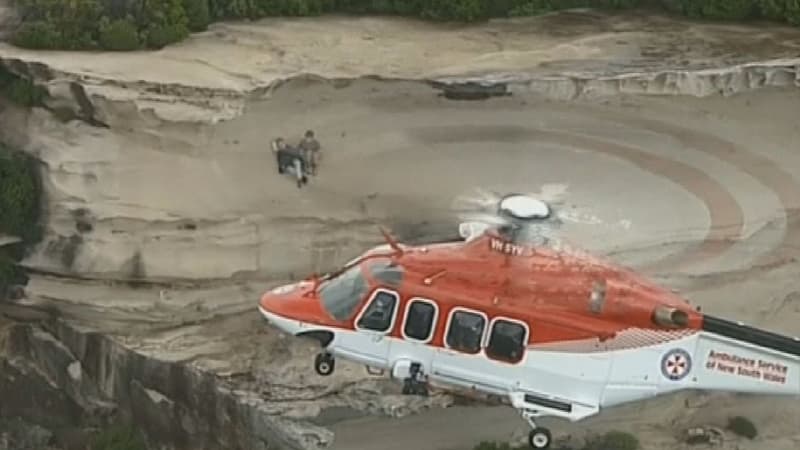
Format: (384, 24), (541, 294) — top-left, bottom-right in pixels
(333, 235), (702, 352)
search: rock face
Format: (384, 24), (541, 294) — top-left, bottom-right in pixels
(1, 318), (322, 450)
(1, 10), (800, 450)
(1, 310), (456, 450)
(0, 12), (799, 283)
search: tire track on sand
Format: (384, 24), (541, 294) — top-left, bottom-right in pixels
(622, 117), (800, 272)
(408, 124), (745, 268)
(534, 128), (745, 268)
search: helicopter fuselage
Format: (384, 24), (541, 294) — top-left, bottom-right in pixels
(258, 232), (800, 449)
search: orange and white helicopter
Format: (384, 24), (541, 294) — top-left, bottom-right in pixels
(258, 193), (800, 449)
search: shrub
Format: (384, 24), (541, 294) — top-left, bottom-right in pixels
(419, 0), (488, 21)
(13, 0), (103, 49)
(5, 0), (800, 52)
(91, 424), (146, 450)
(144, 22), (190, 49)
(0, 145), (42, 243)
(0, 65), (47, 107)
(726, 416), (758, 439)
(0, 251), (19, 298)
(10, 20), (63, 49)
(786, 1), (800, 25)
(682, 0), (758, 20)
(99, 18), (141, 51)
(2, 78), (47, 106)
(182, 0), (211, 31)
(758, 0), (783, 19)
(0, 145), (41, 298)
(583, 430), (640, 450)
(473, 441), (526, 450)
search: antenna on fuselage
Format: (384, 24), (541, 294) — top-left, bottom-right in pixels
(379, 226), (404, 258)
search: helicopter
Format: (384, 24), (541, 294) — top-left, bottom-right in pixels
(258, 193), (800, 449)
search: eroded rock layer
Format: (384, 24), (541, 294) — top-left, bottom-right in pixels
(2, 10), (800, 450)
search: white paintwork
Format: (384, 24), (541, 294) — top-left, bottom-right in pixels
(499, 194), (550, 220)
(260, 294), (800, 427)
(258, 304), (305, 335)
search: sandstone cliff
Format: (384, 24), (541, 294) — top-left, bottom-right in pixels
(1, 10), (800, 450)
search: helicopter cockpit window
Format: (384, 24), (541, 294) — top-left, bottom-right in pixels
(356, 290), (398, 332)
(403, 299), (437, 342)
(367, 258), (404, 287)
(486, 319), (528, 363)
(445, 309), (486, 354)
(319, 265), (369, 321)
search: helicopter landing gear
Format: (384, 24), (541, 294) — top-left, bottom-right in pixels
(401, 362), (429, 396)
(522, 410), (552, 449)
(314, 352), (335, 376)
(528, 428), (552, 449)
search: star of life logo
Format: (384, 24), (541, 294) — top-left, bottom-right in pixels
(661, 348), (692, 381)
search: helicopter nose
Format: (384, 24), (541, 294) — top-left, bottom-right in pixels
(258, 282), (326, 335)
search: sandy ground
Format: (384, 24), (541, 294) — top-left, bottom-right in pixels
(11, 85), (800, 450)
(1, 9), (800, 450)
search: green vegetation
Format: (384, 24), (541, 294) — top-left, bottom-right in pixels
(474, 441), (528, 450)
(90, 423), (147, 450)
(0, 144), (41, 298)
(583, 430), (640, 450)
(0, 65), (47, 107)
(0, 67), (43, 297)
(474, 430), (640, 450)
(726, 415), (758, 439)
(6, 0), (800, 52)
(0, 145), (41, 247)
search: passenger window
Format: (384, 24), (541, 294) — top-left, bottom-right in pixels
(445, 309), (485, 354)
(486, 319), (527, 363)
(356, 290), (398, 332)
(403, 300), (437, 342)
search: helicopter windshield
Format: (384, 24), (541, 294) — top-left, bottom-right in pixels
(367, 257), (404, 287)
(319, 264), (369, 321)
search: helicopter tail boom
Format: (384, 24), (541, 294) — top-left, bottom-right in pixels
(686, 315), (800, 395)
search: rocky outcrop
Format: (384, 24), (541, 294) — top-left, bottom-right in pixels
(0, 13), (798, 284)
(4, 318), (299, 450)
(1, 11), (800, 450)
(1, 57), (798, 283)
(1, 315), (453, 450)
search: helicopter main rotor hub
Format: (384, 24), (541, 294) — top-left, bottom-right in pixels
(498, 194), (551, 221)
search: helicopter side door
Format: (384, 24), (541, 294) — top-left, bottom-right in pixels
(333, 288), (399, 369)
(386, 297), (440, 379)
(430, 307), (522, 396)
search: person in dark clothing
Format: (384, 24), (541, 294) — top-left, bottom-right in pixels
(297, 129), (321, 175)
(272, 137), (287, 173)
(272, 137), (308, 188)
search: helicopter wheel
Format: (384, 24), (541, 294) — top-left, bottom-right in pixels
(528, 428), (552, 449)
(314, 353), (335, 376)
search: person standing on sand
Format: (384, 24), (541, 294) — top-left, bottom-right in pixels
(298, 129), (321, 176)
